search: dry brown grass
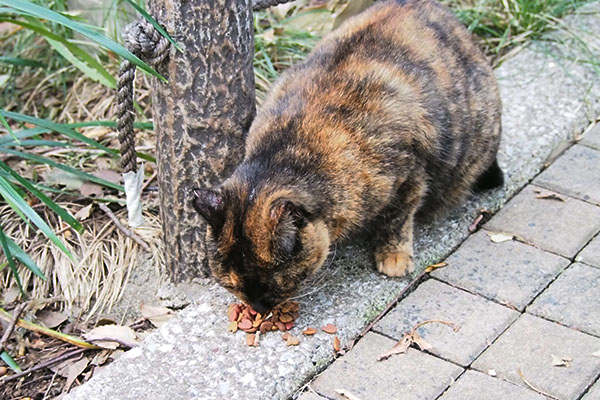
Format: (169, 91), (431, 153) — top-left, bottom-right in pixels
(0, 202), (164, 319)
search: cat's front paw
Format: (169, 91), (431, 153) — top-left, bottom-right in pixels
(375, 246), (414, 277)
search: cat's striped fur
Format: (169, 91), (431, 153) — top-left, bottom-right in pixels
(193, 0), (503, 313)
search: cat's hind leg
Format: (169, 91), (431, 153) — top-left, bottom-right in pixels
(374, 178), (425, 277)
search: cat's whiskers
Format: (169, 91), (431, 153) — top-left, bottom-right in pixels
(289, 244), (339, 300)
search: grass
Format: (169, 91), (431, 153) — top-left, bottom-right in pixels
(442, 0), (596, 64)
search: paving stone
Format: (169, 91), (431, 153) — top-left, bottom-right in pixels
(528, 263), (600, 337)
(311, 332), (463, 400)
(534, 145), (600, 205)
(582, 379), (600, 400)
(581, 123), (600, 151)
(577, 234), (600, 268)
(438, 370), (547, 400)
(472, 314), (600, 400)
(374, 280), (518, 366)
(432, 231), (569, 310)
(485, 185), (600, 258)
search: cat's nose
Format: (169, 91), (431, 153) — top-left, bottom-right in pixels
(249, 300), (269, 314)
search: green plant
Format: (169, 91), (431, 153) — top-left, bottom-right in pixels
(442, 0), (595, 63)
(0, 0), (169, 371)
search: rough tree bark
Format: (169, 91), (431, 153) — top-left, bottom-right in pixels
(148, 0), (255, 282)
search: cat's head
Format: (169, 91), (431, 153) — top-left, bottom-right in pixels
(192, 184), (330, 313)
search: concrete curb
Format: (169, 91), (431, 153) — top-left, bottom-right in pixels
(66, 3), (600, 399)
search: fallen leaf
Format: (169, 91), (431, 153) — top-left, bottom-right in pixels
(83, 324), (138, 349)
(377, 319), (459, 362)
(551, 354), (572, 367)
(488, 231), (514, 243)
(79, 182), (103, 197)
(302, 327), (317, 336)
(534, 190), (565, 202)
(322, 323), (337, 334)
(488, 369), (497, 377)
(90, 350), (111, 366)
(3, 285), (20, 304)
(74, 204), (93, 221)
(93, 169), (122, 185)
(286, 335), (300, 346)
(377, 334), (411, 361)
(333, 336), (341, 352)
(335, 388), (363, 400)
(0, 366), (7, 377)
(41, 168), (84, 190)
(36, 310), (68, 329)
(65, 357), (89, 390)
(140, 304), (175, 328)
(411, 331), (432, 351)
(425, 262), (447, 273)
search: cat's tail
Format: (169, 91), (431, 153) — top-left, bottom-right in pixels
(473, 158), (504, 192)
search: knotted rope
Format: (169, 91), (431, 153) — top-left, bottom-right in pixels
(117, 0), (291, 173)
(117, 18), (169, 174)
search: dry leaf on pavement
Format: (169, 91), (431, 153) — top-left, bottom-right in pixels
(551, 354), (572, 367)
(411, 331), (432, 351)
(425, 262), (447, 273)
(488, 231), (515, 243)
(377, 319), (459, 361)
(377, 333), (412, 361)
(83, 324), (138, 349)
(534, 190), (565, 202)
(140, 304), (175, 328)
(335, 388), (363, 400)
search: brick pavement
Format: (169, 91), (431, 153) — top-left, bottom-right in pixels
(297, 125), (600, 400)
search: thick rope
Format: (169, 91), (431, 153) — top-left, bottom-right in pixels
(117, 2), (293, 172)
(253, 0), (295, 11)
(117, 18), (169, 173)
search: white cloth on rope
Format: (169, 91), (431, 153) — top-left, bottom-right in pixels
(123, 163), (145, 227)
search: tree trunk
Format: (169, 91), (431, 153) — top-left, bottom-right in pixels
(148, 0), (255, 282)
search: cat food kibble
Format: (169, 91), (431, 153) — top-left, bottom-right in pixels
(227, 301), (301, 345)
(321, 324), (337, 334)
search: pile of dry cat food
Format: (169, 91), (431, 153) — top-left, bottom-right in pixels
(227, 301), (340, 349)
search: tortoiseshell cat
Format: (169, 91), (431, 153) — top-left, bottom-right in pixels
(193, 0), (502, 313)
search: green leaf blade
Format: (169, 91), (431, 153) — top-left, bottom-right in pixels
(0, 175), (75, 262)
(0, 0), (166, 81)
(1, 350), (22, 373)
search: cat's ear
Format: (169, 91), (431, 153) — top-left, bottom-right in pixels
(270, 200), (308, 256)
(192, 188), (225, 228)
